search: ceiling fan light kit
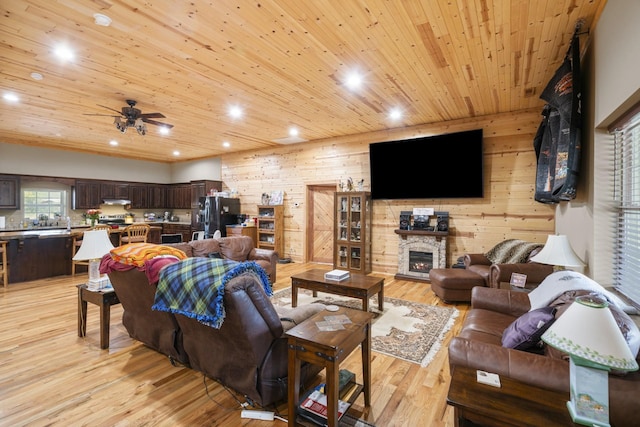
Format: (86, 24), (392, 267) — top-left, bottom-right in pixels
(89, 99), (172, 136)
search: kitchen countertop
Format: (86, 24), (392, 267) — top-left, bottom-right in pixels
(0, 224), (164, 239)
(145, 221), (192, 226)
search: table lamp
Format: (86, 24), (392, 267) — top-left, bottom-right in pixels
(72, 230), (114, 289)
(530, 234), (584, 270)
(541, 295), (639, 426)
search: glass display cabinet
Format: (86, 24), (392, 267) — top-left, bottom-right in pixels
(334, 191), (372, 274)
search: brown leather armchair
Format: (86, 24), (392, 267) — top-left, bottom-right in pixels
(463, 246), (552, 289)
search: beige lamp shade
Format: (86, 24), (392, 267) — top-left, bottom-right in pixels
(530, 234), (584, 268)
(541, 295), (638, 372)
(73, 230), (114, 261)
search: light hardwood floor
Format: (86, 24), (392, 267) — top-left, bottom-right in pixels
(0, 263), (470, 426)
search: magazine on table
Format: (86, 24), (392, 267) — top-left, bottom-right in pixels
(299, 383), (351, 424)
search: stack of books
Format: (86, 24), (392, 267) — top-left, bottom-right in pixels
(298, 370), (358, 426)
(324, 269), (350, 281)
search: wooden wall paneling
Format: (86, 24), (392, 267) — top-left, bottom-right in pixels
(221, 108), (555, 274)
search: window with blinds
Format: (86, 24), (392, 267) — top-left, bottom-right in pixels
(613, 110), (640, 305)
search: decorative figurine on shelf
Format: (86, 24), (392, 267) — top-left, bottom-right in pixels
(347, 177), (354, 191)
(261, 193), (270, 205)
(337, 180), (345, 192)
(357, 179), (364, 191)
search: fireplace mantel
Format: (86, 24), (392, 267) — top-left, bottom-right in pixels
(394, 229), (449, 238)
(395, 229), (448, 282)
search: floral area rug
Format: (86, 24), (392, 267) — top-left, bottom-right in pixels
(271, 288), (458, 367)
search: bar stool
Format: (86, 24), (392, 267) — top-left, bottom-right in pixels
(119, 223), (150, 245)
(72, 225), (112, 276)
(0, 240), (8, 288)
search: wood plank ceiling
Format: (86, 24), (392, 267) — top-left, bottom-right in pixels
(0, 0), (606, 163)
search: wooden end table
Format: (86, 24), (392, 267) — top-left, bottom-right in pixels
(77, 284), (120, 349)
(290, 269), (384, 312)
(447, 365), (578, 426)
(286, 306), (373, 427)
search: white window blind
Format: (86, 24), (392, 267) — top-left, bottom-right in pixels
(613, 110), (640, 305)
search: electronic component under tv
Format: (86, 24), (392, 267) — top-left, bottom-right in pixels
(369, 129), (484, 200)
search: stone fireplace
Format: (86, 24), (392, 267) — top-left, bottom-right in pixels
(395, 230), (447, 282)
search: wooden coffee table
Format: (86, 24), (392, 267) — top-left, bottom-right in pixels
(290, 269), (385, 312)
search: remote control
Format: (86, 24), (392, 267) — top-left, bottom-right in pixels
(240, 410), (275, 420)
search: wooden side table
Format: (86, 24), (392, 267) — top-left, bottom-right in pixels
(447, 365), (578, 426)
(286, 306), (373, 427)
(77, 284), (120, 349)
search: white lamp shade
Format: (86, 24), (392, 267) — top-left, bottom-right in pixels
(73, 230), (114, 261)
(541, 295), (638, 371)
(530, 234), (584, 267)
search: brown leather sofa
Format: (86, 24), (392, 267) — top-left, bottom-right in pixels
(463, 247), (553, 289)
(448, 286), (640, 426)
(107, 260), (325, 407)
(168, 235), (278, 283)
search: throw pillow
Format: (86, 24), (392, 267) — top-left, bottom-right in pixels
(502, 306), (557, 350)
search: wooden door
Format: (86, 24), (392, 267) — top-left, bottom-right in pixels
(306, 184), (335, 264)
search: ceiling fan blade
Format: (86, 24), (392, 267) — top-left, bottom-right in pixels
(142, 118), (174, 128)
(83, 113), (121, 117)
(97, 104), (125, 115)
(140, 112), (165, 119)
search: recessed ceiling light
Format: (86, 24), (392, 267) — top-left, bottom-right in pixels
(3, 93), (19, 102)
(159, 126), (170, 135)
(228, 106), (243, 119)
(93, 13), (112, 27)
(109, 140), (118, 146)
(54, 44), (75, 61)
(173, 150), (180, 156)
(345, 72), (363, 90)
(223, 141), (231, 148)
(389, 108), (403, 120)
(30, 72), (43, 81)
(289, 127), (299, 137)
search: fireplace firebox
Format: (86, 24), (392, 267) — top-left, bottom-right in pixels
(409, 251), (433, 273)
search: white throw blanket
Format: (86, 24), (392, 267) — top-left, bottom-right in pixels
(528, 270), (637, 314)
(529, 270), (639, 357)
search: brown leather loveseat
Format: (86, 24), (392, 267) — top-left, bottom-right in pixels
(448, 279), (640, 426)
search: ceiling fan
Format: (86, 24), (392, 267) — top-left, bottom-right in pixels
(85, 99), (174, 135)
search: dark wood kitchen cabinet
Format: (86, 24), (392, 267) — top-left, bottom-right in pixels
(166, 184), (191, 209)
(129, 184), (149, 209)
(148, 184), (167, 209)
(0, 175), (20, 209)
(100, 181), (129, 200)
(73, 180), (101, 209)
(190, 180), (221, 207)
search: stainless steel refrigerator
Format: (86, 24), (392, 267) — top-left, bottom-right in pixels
(196, 196), (241, 237)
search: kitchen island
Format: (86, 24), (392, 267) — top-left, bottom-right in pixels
(0, 229), (82, 283)
(0, 225), (162, 284)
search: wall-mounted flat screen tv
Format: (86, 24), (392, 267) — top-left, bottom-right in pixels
(369, 129), (484, 200)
